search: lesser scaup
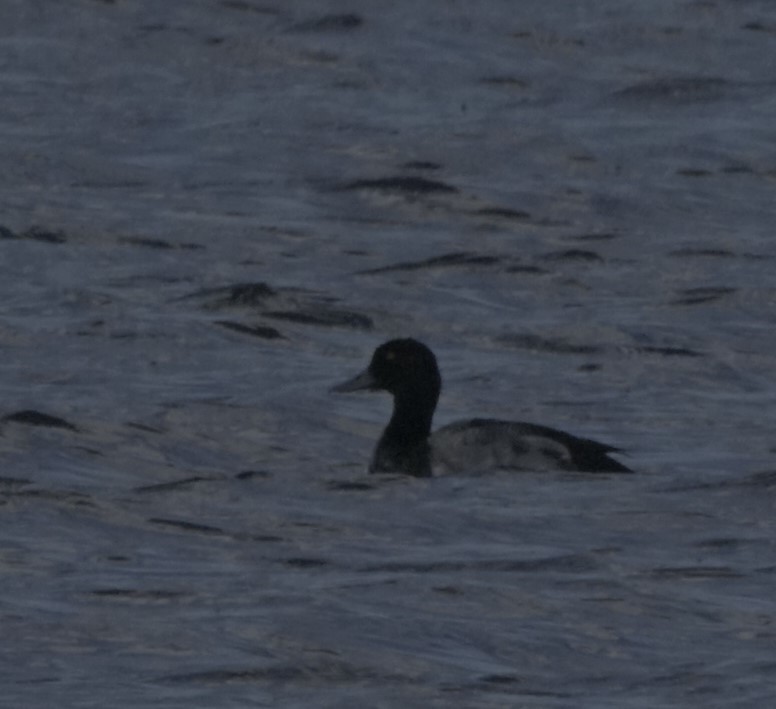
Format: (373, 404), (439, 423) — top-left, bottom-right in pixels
(332, 338), (631, 476)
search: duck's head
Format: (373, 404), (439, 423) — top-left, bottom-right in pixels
(332, 338), (441, 399)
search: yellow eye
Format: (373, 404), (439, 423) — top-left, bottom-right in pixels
(384, 351), (396, 361)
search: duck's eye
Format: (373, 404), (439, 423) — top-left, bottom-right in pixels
(384, 350), (396, 362)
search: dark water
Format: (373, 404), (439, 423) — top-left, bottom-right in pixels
(2, 1), (776, 706)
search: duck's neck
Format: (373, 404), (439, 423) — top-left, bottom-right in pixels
(371, 385), (438, 477)
(385, 389), (436, 444)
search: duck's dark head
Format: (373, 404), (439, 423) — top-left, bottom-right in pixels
(332, 338), (442, 401)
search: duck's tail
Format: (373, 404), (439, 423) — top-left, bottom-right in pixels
(571, 440), (633, 473)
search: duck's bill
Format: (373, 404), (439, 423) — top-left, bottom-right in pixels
(330, 368), (377, 393)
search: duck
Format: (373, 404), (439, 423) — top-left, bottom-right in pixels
(332, 338), (631, 476)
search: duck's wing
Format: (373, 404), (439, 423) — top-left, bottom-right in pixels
(431, 418), (631, 474)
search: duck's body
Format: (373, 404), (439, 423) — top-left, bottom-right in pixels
(431, 419), (628, 475)
(332, 338), (631, 476)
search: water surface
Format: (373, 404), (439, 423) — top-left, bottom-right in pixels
(2, 1), (776, 706)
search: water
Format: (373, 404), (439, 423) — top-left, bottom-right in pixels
(2, 1), (776, 706)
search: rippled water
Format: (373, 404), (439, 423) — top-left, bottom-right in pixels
(2, 1), (776, 706)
